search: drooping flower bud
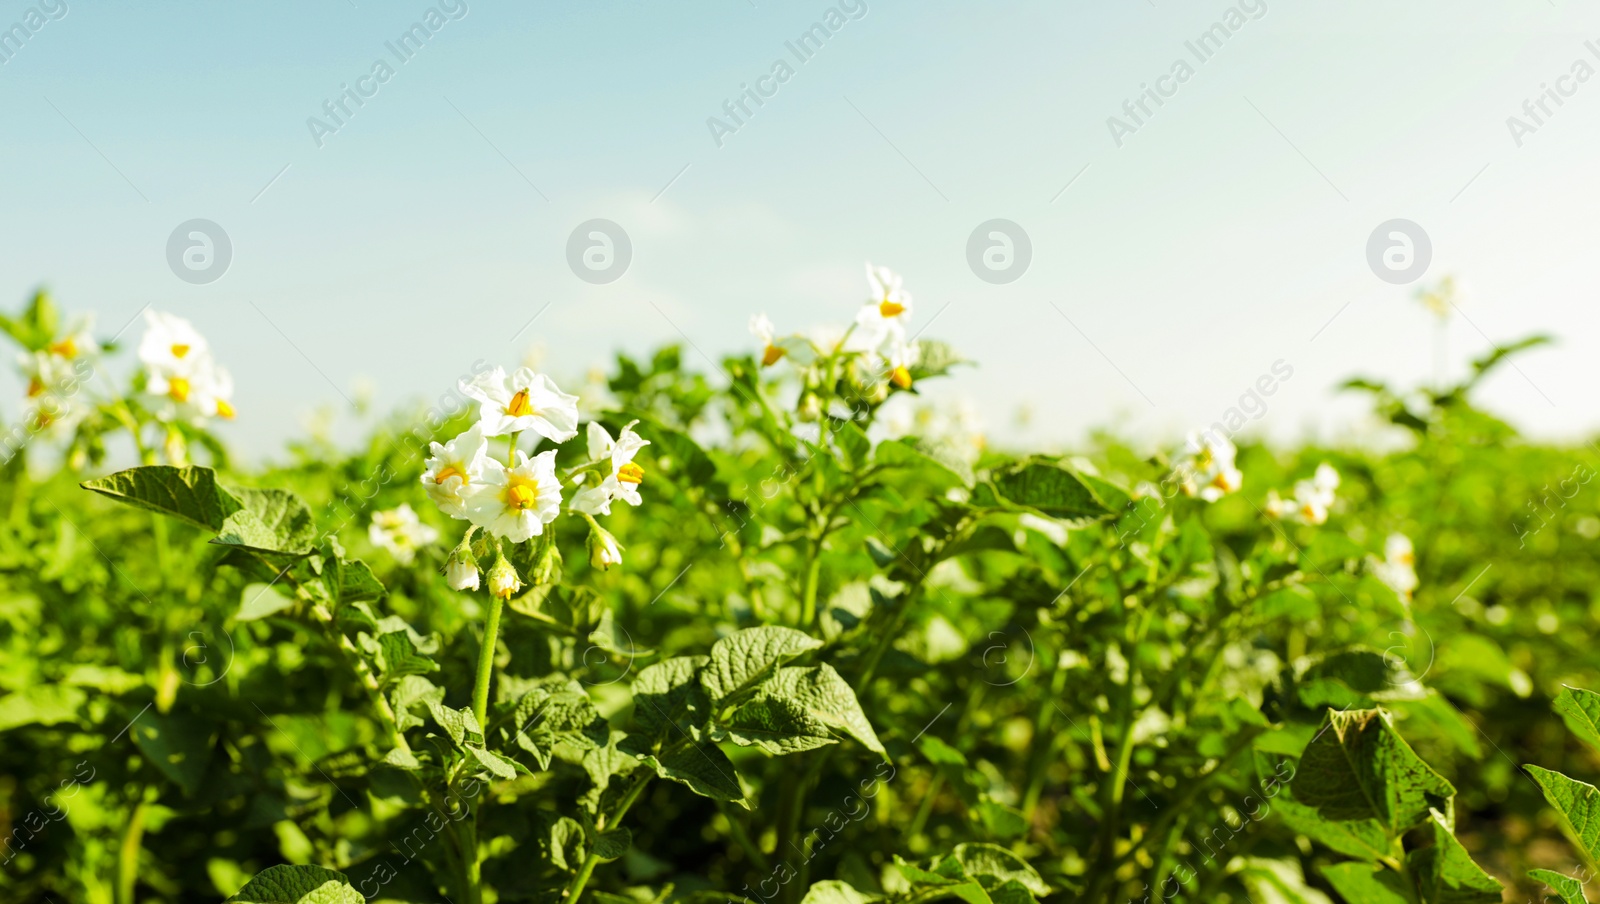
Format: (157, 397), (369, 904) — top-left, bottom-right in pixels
(527, 531), (563, 586)
(587, 521), (623, 570)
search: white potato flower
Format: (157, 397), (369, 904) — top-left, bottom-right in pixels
(138, 311), (235, 422)
(588, 525), (623, 570)
(1264, 489), (1288, 519)
(138, 311), (211, 375)
(886, 337), (919, 390)
(570, 420), (650, 516)
(486, 552), (522, 600)
(749, 313), (817, 368)
(447, 556), (480, 590)
(368, 504), (440, 565)
(466, 449), (563, 543)
(1292, 463), (1340, 525)
(1178, 431), (1242, 502)
(460, 366), (579, 442)
(1374, 532), (1418, 602)
(421, 424), (490, 519)
(850, 263), (913, 350)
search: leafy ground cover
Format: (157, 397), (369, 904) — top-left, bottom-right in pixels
(1, 275), (1598, 904)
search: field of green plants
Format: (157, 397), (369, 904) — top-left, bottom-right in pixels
(2, 274), (1598, 904)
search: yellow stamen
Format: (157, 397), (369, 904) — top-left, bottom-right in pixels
(879, 300), (906, 318)
(435, 464), (466, 485)
(26, 377), (44, 398)
(506, 481), (539, 511)
(506, 388), (534, 418)
(890, 366), (913, 389)
(48, 338), (78, 358)
(171, 343), (190, 359)
(761, 344), (786, 367)
(216, 399), (236, 420)
(168, 377), (191, 403)
(617, 462), (644, 485)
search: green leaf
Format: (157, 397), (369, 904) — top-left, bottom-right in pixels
(373, 631), (438, 681)
(593, 827), (632, 862)
(982, 459), (1112, 521)
(712, 694), (839, 755)
(633, 655), (711, 740)
(1554, 686), (1600, 755)
(701, 626), (822, 705)
(82, 465), (239, 531)
(1529, 869), (1591, 904)
(1526, 765), (1600, 864)
(951, 843), (1050, 895)
(874, 437), (971, 491)
(759, 664), (886, 756)
(131, 710), (216, 798)
(638, 742), (747, 807)
(801, 880), (878, 904)
(829, 420), (872, 470)
(465, 745), (519, 780)
(225, 865), (363, 904)
(1407, 810), (1502, 903)
(237, 582), (296, 621)
(1291, 708), (1455, 841)
(213, 488), (317, 555)
(1235, 858), (1334, 904)
(1319, 862), (1411, 904)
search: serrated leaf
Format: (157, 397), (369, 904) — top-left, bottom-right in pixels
(638, 742), (746, 807)
(701, 626), (822, 705)
(1319, 862), (1411, 904)
(1529, 869), (1591, 904)
(81, 465), (238, 530)
(225, 864), (363, 903)
(1555, 686), (1600, 755)
(1526, 765), (1600, 864)
(1291, 708), (1455, 841)
(712, 694), (839, 755)
(1406, 809), (1502, 903)
(760, 664), (885, 756)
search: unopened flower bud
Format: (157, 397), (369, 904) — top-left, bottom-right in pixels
(798, 392), (823, 422)
(528, 531), (562, 586)
(486, 551), (522, 600)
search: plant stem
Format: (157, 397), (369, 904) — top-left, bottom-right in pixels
(116, 793), (149, 904)
(563, 773), (650, 904)
(471, 592), (505, 731)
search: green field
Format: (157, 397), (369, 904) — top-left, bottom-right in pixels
(2, 285), (1598, 904)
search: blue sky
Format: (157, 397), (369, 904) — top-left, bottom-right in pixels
(2, 0), (1596, 457)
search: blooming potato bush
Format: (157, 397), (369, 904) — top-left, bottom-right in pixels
(0, 279), (1597, 904)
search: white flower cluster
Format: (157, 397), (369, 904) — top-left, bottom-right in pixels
(749, 263), (921, 390)
(138, 311), (236, 423)
(420, 366), (648, 594)
(17, 315), (97, 434)
(368, 503), (439, 565)
(1175, 430), (1243, 502)
(1265, 463), (1341, 525)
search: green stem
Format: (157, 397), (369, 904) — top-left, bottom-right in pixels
(563, 774), (650, 904)
(471, 593), (505, 732)
(116, 793), (149, 904)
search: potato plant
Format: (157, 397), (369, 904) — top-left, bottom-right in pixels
(0, 277), (1597, 904)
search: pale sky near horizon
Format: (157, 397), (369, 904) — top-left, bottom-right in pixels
(3, 0), (1599, 460)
